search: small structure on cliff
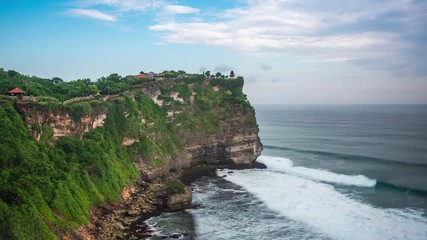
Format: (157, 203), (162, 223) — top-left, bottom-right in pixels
(136, 72), (148, 79)
(8, 87), (26, 100)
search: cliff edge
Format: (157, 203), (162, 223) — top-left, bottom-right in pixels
(0, 72), (262, 240)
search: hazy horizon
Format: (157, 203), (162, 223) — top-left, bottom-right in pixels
(1, 0), (426, 104)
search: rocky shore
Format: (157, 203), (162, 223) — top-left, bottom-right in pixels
(63, 181), (165, 240)
(65, 162), (266, 240)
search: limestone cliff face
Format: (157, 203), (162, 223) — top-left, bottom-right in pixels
(16, 77), (262, 180)
(16, 103), (107, 140)
(180, 110), (261, 166)
(135, 104), (263, 180)
(140, 108), (263, 180)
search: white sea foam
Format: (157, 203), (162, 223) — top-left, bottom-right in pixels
(190, 178), (329, 240)
(256, 155), (376, 187)
(220, 156), (427, 240)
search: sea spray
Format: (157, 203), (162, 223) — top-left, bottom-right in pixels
(219, 156), (427, 240)
(256, 156), (377, 187)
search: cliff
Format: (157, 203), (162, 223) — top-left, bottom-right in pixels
(0, 74), (262, 240)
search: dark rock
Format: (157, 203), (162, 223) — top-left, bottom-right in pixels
(170, 233), (181, 238)
(251, 161), (267, 169)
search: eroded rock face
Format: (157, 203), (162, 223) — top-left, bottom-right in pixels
(132, 103), (262, 182)
(174, 108), (262, 172)
(17, 104), (107, 140)
(137, 107), (263, 182)
(167, 187), (192, 211)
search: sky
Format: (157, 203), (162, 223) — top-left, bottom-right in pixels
(0, 0), (426, 104)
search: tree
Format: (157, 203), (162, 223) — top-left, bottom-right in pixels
(6, 70), (19, 77)
(230, 70), (235, 78)
(52, 77), (63, 84)
(215, 72), (222, 78)
(205, 71), (211, 77)
(88, 85), (99, 95)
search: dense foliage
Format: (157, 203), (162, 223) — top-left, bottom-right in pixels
(0, 102), (138, 240)
(0, 68), (99, 101)
(0, 68), (150, 101)
(0, 68), (253, 240)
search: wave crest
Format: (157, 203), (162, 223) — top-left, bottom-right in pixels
(257, 156), (377, 187)
(264, 145), (427, 167)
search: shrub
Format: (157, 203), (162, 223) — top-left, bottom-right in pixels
(153, 158), (166, 168)
(69, 102), (92, 122)
(166, 179), (186, 196)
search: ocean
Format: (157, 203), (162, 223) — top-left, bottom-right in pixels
(145, 105), (427, 240)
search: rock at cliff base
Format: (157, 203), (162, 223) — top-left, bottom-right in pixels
(167, 187), (192, 211)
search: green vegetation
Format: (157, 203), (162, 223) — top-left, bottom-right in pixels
(0, 68), (254, 239)
(69, 101), (92, 122)
(153, 158), (167, 168)
(0, 69), (100, 101)
(172, 84), (192, 100)
(0, 69), (148, 101)
(210, 76), (251, 108)
(0, 102), (138, 239)
(166, 179), (186, 196)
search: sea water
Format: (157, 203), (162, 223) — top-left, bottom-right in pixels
(146, 105), (427, 240)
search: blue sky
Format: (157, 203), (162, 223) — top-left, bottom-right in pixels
(1, 0), (426, 104)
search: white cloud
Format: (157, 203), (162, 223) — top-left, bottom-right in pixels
(67, 8), (117, 22)
(80, 0), (164, 11)
(149, 22), (388, 53)
(163, 5), (199, 15)
(149, 0), (392, 53)
(148, 0), (427, 76)
(66, 0), (165, 25)
(300, 57), (355, 63)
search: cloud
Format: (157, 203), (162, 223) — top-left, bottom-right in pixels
(259, 63), (272, 70)
(149, 22), (387, 52)
(148, 0), (427, 76)
(163, 5), (199, 15)
(214, 64), (234, 73)
(67, 9), (117, 22)
(148, 1), (392, 53)
(80, 0), (164, 11)
(66, 0), (164, 25)
(300, 56), (355, 63)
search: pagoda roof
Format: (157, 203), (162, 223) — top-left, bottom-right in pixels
(136, 73), (147, 79)
(8, 88), (26, 94)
